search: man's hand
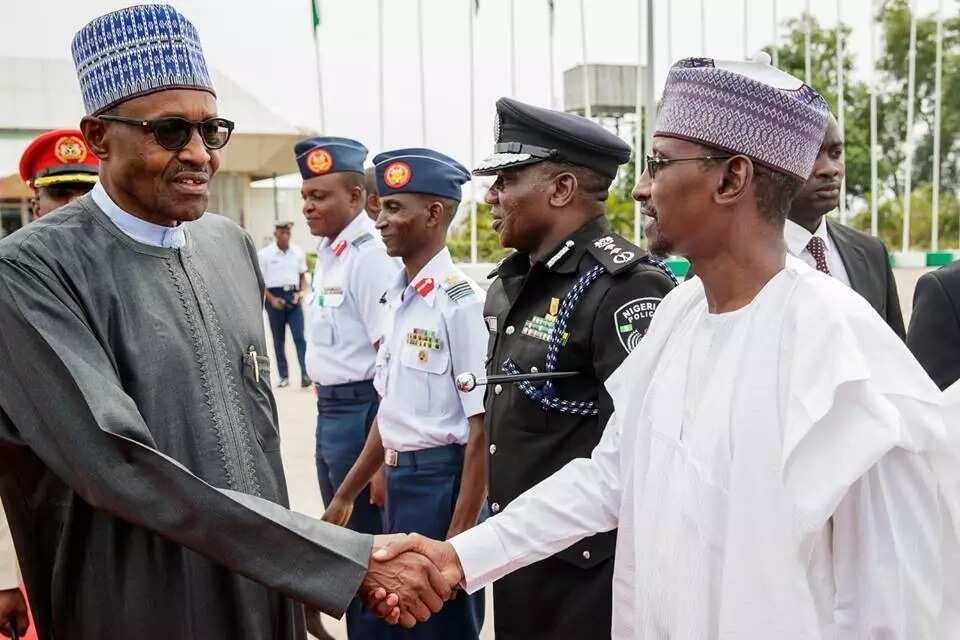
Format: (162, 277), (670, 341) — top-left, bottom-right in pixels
(322, 494), (354, 527)
(0, 588), (28, 639)
(291, 292), (303, 305)
(373, 533), (465, 592)
(270, 297), (286, 310)
(360, 539), (453, 629)
(369, 467), (386, 507)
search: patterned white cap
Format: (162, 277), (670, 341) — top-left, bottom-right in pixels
(72, 4), (215, 115)
(655, 55), (830, 180)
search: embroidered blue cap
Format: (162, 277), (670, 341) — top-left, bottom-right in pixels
(71, 4), (215, 115)
(655, 54), (831, 181)
(295, 137), (368, 179)
(373, 148), (470, 201)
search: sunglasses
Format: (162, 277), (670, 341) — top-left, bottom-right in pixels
(645, 154), (732, 179)
(99, 115), (235, 151)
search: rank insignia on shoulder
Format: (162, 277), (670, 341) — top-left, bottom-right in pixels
(614, 296), (661, 354)
(587, 235), (643, 274)
(442, 275), (476, 303)
(351, 233), (374, 247)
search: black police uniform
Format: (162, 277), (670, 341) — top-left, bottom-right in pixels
(473, 98), (677, 640)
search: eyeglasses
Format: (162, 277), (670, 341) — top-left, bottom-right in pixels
(98, 115), (235, 151)
(644, 154), (732, 179)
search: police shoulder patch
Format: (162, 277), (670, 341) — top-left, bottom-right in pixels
(587, 234), (643, 274)
(614, 296), (662, 354)
(441, 274), (477, 304)
(351, 232), (374, 248)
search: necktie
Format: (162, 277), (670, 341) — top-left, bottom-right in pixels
(806, 236), (831, 275)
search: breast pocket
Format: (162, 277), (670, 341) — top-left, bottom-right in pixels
(241, 348), (281, 452)
(399, 344), (451, 415)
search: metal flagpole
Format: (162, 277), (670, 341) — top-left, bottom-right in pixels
(417, 0), (427, 145)
(579, 0), (591, 118)
(548, 0), (556, 109)
(804, 0), (811, 86)
(902, 0), (918, 254)
(836, 0), (846, 223)
(634, 0), (644, 244)
(509, 0), (517, 97)
(869, 0), (879, 237)
(772, 0), (778, 67)
(468, 0), (478, 263)
(700, 0), (706, 55)
(311, 0), (325, 131)
(666, 0), (673, 64)
(377, 0), (385, 149)
(743, 0), (749, 60)
(932, 0), (943, 251)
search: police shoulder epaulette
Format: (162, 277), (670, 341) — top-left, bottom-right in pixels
(441, 274), (477, 304)
(351, 232), (374, 248)
(586, 234), (643, 274)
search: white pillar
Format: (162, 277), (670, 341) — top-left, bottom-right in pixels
(902, 0), (918, 254)
(804, 0), (812, 85)
(467, 0), (478, 263)
(579, 0), (591, 118)
(869, 0), (879, 237)
(836, 0), (846, 223)
(417, 0), (427, 145)
(932, 0), (944, 251)
(377, 0), (385, 149)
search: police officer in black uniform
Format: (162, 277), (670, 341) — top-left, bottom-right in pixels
(473, 98), (676, 640)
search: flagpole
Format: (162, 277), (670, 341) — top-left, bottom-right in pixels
(804, 0), (811, 85)
(377, 0), (385, 149)
(666, 0), (673, 64)
(579, 0), (591, 118)
(311, 0), (325, 131)
(869, 0), (879, 237)
(836, 0), (846, 223)
(902, 0), (917, 254)
(771, 0), (778, 67)
(634, 0), (644, 244)
(743, 0), (749, 59)
(700, 0), (706, 55)
(509, 0), (517, 97)
(932, 0), (943, 252)
(548, 0), (556, 109)
(417, 0), (427, 145)
(468, 0), (478, 263)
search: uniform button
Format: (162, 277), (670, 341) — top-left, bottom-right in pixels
(530, 366), (539, 373)
(489, 444), (497, 454)
(505, 325), (515, 335)
(494, 384), (503, 395)
(582, 550), (591, 560)
(491, 502), (501, 514)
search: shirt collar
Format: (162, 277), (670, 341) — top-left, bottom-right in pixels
(784, 218), (830, 257)
(496, 216), (612, 278)
(91, 183), (187, 249)
(386, 247), (454, 308)
(319, 212), (372, 256)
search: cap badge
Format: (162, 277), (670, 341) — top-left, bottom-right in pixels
(54, 136), (88, 164)
(384, 161), (412, 189)
(307, 148), (333, 175)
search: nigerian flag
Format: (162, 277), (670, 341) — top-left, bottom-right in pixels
(311, 0), (321, 30)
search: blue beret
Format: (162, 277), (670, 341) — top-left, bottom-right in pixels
(373, 148), (469, 202)
(474, 97), (631, 179)
(72, 4), (215, 115)
(295, 137), (367, 179)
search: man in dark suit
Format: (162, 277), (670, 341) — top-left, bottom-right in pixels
(907, 262), (960, 389)
(785, 113), (905, 339)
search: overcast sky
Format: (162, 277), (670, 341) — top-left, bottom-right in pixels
(3, 0), (956, 176)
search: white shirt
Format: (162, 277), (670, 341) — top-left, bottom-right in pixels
(451, 257), (955, 639)
(0, 506), (18, 590)
(91, 182), (187, 249)
(375, 247), (487, 452)
(785, 218), (851, 286)
(306, 213), (400, 386)
(257, 242), (306, 289)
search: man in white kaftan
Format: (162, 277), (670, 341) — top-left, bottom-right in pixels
(373, 55), (959, 639)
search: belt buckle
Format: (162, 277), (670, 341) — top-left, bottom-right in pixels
(384, 449), (399, 467)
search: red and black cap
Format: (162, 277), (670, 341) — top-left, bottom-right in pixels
(19, 129), (100, 189)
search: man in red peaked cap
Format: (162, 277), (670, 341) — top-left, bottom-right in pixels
(19, 129), (99, 220)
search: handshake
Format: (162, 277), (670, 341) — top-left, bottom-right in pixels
(360, 534), (465, 628)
